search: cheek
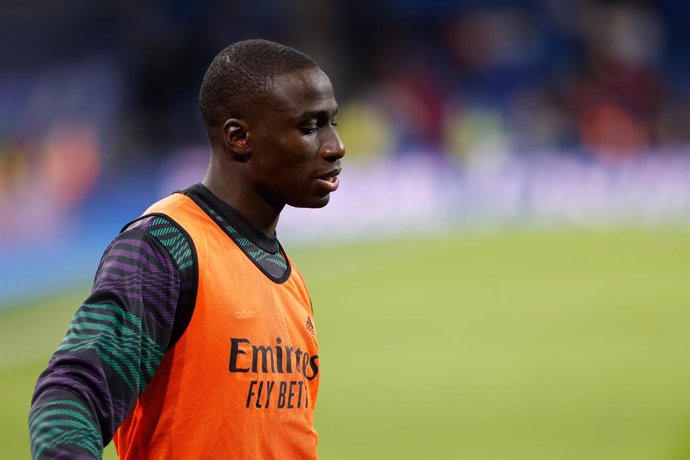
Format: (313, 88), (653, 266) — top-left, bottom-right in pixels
(252, 135), (317, 183)
(273, 142), (316, 172)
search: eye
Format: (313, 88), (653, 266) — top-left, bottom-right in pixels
(299, 114), (338, 134)
(299, 127), (318, 135)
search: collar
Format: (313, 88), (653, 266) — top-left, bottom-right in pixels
(182, 183), (281, 254)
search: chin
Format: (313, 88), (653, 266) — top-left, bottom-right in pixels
(290, 194), (331, 209)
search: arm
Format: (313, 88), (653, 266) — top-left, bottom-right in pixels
(29, 216), (195, 459)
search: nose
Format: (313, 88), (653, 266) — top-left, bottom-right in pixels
(320, 128), (345, 161)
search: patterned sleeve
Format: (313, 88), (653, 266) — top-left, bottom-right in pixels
(28, 216), (196, 459)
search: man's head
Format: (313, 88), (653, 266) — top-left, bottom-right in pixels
(199, 39), (318, 134)
(199, 39), (345, 219)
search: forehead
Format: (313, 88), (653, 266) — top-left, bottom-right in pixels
(265, 67), (337, 117)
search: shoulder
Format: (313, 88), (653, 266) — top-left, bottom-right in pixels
(122, 214), (195, 271)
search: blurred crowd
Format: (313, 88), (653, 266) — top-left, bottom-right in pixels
(0, 0), (688, 244)
(333, 0), (689, 161)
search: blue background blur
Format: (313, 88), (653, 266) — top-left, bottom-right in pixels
(1, 0), (688, 307)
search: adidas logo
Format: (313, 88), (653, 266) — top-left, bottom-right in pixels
(305, 316), (315, 335)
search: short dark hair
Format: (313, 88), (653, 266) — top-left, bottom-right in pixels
(199, 39), (318, 132)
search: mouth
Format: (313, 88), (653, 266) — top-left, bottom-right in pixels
(316, 167), (342, 192)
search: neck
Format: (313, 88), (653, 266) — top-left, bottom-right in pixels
(202, 166), (283, 237)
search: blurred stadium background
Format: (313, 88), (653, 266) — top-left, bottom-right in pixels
(1, 0), (688, 459)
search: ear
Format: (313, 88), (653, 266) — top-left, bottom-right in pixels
(222, 118), (251, 162)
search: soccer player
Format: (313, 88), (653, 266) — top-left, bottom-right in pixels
(29, 39), (345, 459)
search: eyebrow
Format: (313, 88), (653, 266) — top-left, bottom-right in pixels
(299, 108), (339, 120)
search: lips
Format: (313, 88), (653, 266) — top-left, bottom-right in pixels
(316, 167), (341, 193)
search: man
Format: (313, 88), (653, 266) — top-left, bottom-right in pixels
(29, 39), (345, 459)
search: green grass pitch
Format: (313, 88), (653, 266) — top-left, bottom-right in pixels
(2, 228), (688, 459)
